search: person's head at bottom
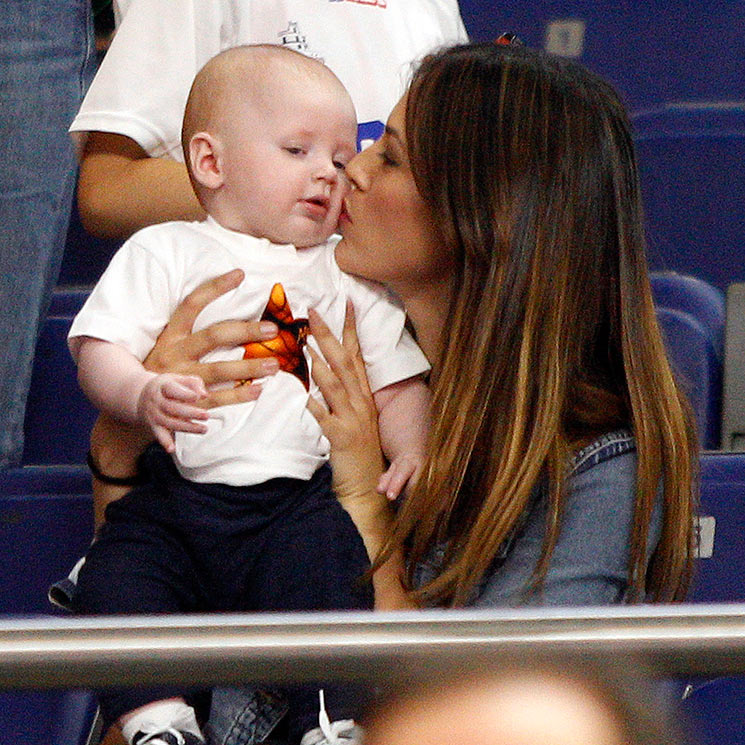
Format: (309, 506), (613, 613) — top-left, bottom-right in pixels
(364, 662), (686, 745)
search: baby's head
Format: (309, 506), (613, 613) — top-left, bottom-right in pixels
(182, 44), (358, 247)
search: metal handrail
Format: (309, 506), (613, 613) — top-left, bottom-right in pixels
(3, 603), (745, 690)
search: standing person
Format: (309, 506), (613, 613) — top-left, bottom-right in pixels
(0, 0), (93, 467)
(71, 0), (468, 241)
(70, 45), (430, 745)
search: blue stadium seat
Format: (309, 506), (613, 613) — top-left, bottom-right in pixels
(0, 689), (99, 745)
(459, 1), (745, 112)
(650, 272), (726, 358)
(682, 452), (745, 745)
(0, 464), (93, 614)
(655, 307), (722, 448)
(636, 105), (745, 293)
(0, 465), (97, 745)
(22, 290), (96, 465)
(47, 287), (91, 318)
(690, 452), (745, 602)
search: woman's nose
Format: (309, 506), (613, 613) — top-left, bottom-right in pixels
(345, 149), (371, 191)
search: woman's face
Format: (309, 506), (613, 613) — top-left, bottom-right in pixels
(334, 97), (452, 298)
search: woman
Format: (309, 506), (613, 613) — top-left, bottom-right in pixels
(306, 41), (697, 609)
(87, 41), (697, 743)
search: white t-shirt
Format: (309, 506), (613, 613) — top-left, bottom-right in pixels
(69, 218), (430, 486)
(71, 0), (468, 157)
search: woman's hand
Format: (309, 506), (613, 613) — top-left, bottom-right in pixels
(143, 268), (280, 406)
(306, 303), (393, 560)
(89, 269), (280, 526)
(306, 304), (415, 610)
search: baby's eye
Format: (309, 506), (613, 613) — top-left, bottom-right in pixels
(284, 146), (305, 156)
(333, 159), (347, 171)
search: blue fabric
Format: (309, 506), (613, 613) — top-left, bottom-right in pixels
(0, 0), (94, 466)
(209, 430), (654, 743)
(473, 430), (662, 607)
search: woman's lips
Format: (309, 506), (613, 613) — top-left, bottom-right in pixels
(339, 200), (352, 225)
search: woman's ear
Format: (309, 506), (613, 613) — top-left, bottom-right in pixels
(189, 131), (224, 190)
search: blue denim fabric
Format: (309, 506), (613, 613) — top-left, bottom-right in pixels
(0, 0), (94, 466)
(208, 430), (654, 743)
(206, 687), (289, 745)
(472, 429), (663, 607)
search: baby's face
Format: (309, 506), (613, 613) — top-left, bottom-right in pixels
(220, 75), (358, 248)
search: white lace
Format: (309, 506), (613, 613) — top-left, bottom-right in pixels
(135, 728), (186, 745)
(316, 690), (359, 745)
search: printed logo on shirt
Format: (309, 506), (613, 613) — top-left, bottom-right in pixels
(278, 22), (323, 61)
(357, 120), (384, 152)
(242, 283), (310, 391)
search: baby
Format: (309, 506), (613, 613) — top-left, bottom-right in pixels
(68, 45), (430, 745)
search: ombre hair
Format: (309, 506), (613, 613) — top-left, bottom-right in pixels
(383, 43), (697, 605)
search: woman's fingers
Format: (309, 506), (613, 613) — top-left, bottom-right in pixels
(340, 300), (372, 396)
(306, 393), (330, 427)
(196, 355), (279, 387)
(159, 269), (244, 342)
(181, 319), (278, 363)
(308, 305), (370, 411)
(306, 345), (357, 429)
(143, 268), (280, 381)
(145, 319), (278, 375)
(199, 382), (263, 409)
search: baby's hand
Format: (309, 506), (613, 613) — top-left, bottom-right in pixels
(377, 452), (425, 501)
(137, 373), (209, 453)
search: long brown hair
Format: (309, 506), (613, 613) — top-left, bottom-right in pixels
(383, 43), (697, 606)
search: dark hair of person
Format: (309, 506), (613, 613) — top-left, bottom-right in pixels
(380, 42), (697, 606)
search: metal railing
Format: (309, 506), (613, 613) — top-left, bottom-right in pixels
(3, 603), (745, 690)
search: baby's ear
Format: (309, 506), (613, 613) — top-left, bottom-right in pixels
(189, 131), (224, 190)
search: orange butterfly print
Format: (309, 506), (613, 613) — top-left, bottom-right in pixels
(242, 283), (310, 390)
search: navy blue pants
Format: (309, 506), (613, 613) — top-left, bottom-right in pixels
(75, 445), (373, 738)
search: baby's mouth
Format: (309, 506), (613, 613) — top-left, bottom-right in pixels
(301, 195), (330, 218)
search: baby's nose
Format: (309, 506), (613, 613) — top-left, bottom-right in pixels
(314, 157), (338, 182)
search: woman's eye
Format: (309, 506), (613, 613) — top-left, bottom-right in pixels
(379, 150), (399, 167)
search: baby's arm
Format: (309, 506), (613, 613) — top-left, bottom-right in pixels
(373, 375), (431, 500)
(76, 337), (209, 454)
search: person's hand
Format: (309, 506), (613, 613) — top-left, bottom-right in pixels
(377, 452), (425, 500)
(89, 269), (281, 513)
(137, 373), (209, 453)
(306, 303), (393, 560)
(143, 268), (280, 407)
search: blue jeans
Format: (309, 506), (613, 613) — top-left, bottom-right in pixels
(0, 0), (94, 466)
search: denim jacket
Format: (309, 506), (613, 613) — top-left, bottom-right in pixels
(208, 429), (658, 744)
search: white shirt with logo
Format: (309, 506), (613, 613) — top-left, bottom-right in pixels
(68, 218), (430, 486)
(72, 0), (468, 156)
